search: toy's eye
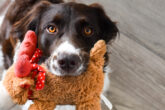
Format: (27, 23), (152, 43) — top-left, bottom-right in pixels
(47, 25), (58, 33)
(83, 26), (93, 36)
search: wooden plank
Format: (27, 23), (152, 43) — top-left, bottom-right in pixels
(0, 0), (10, 15)
(106, 34), (165, 110)
(78, 0), (165, 59)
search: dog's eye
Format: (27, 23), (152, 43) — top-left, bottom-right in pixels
(47, 25), (58, 33)
(83, 26), (93, 36)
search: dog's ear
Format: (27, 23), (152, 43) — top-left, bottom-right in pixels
(90, 3), (119, 43)
(11, 1), (51, 41)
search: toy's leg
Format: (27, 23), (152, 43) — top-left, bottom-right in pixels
(77, 99), (101, 110)
(2, 65), (34, 105)
(29, 100), (56, 110)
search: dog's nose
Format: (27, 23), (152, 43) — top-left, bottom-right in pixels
(57, 54), (81, 73)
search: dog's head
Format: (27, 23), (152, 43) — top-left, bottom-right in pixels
(12, 1), (118, 76)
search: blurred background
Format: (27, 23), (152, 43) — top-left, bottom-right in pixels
(0, 0), (165, 110)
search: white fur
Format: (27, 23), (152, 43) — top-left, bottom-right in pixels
(13, 40), (21, 63)
(0, 81), (16, 110)
(0, 15), (4, 26)
(54, 41), (80, 55)
(50, 41), (81, 76)
(49, 55), (62, 76)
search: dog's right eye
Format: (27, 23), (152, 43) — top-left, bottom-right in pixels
(46, 25), (58, 34)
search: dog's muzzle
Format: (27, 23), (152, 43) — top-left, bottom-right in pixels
(56, 53), (81, 74)
(48, 41), (85, 76)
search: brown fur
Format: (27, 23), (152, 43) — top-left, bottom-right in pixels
(0, 0), (64, 69)
(3, 40), (106, 110)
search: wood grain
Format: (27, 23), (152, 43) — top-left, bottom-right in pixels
(108, 34), (165, 110)
(0, 0), (10, 15)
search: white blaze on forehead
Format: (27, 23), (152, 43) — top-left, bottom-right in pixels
(54, 41), (79, 55)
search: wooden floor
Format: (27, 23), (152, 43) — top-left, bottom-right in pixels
(77, 0), (165, 110)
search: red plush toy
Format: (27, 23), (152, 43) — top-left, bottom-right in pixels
(14, 30), (46, 90)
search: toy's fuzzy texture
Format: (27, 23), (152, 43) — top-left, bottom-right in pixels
(3, 40), (106, 110)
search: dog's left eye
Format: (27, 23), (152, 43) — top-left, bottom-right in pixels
(83, 26), (94, 36)
(46, 25), (58, 33)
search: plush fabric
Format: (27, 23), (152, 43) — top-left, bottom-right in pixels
(3, 40), (106, 110)
(15, 30), (37, 77)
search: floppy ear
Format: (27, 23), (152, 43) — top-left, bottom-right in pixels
(11, 1), (51, 42)
(90, 3), (119, 43)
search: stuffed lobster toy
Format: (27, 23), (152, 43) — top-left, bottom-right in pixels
(3, 30), (107, 110)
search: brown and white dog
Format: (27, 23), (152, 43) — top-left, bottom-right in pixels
(0, 0), (118, 110)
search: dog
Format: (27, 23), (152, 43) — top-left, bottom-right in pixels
(0, 0), (118, 110)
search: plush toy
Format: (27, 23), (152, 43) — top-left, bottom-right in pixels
(14, 30), (37, 78)
(3, 31), (107, 110)
(14, 31), (46, 90)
